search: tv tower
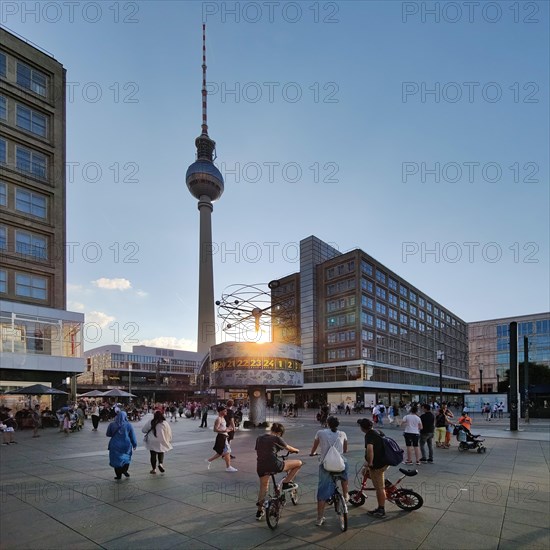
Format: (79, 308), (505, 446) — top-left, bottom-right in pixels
(186, 24), (224, 354)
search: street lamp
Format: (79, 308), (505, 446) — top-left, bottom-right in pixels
(496, 372), (500, 393)
(128, 363), (132, 400)
(437, 350), (444, 405)
(479, 365), (483, 394)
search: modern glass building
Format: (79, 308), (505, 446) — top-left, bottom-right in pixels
(468, 313), (550, 416)
(271, 236), (469, 407)
(0, 28), (84, 408)
(80, 345), (205, 402)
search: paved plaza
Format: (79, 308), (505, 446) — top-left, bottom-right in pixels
(0, 411), (548, 550)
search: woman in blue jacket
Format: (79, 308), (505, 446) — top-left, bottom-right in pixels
(106, 410), (137, 480)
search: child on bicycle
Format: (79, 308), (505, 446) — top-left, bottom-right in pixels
(255, 422), (302, 520)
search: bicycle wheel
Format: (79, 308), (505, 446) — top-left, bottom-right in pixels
(393, 489), (423, 511)
(348, 490), (365, 507)
(333, 492), (348, 532)
(266, 499), (281, 530)
(290, 487), (299, 505)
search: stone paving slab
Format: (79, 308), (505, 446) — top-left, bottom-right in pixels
(1, 413), (548, 549)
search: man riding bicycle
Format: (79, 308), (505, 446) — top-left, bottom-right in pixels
(255, 422), (302, 520)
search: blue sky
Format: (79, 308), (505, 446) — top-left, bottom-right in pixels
(3, 0), (548, 350)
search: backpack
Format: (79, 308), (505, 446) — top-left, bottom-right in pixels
(377, 431), (404, 466)
(378, 405), (385, 414)
(322, 434), (345, 472)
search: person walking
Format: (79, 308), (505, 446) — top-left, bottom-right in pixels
(255, 422), (302, 521)
(401, 405), (423, 465)
(90, 402), (100, 431)
(200, 401), (209, 428)
(225, 399), (237, 459)
(357, 418), (388, 518)
(309, 416), (349, 526)
(31, 405), (42, 438)
(419, 404), (435, 463)
(142, 410), (172, 474)
(434, 408), (447, 448)
(205, 406), (237, 472)
(106, 410), (137, 480)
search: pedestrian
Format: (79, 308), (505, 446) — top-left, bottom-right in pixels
(31, 405), (42, 438)
(434, 408), (447, 448)
(309, 416), (348, 526)
(91, 401), (100, 431)
(255, 422), (302, 521)
(106, 410), (137, 480)
(200, 401), (209, 428)
(205, 406), (237, 472)
(63, 410), (71, 435)
(401, 405), (423, 465)
(225, 399), (237, 459)
(419, 404), (435, 463)
(376, 402), (386, 427)
(357, 418), (388, 518)
(0, 417), (17, 445)
(458, 410), (473, 433)
(392, 403), (401, 427)
(142, 410), (172, 474)
(498, 402), (504, 419)
(443, 405), (454, 448)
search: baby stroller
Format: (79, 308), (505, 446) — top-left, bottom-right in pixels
(454, 425), (486, 453)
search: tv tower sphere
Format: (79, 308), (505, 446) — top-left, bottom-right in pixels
(186, 158), (224, 201)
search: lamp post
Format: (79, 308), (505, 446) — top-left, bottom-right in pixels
(437, 350), (444, 405)
(479, 365), (483, 394)
(128, 363), (132, 401)
(496, 372), (500, 393)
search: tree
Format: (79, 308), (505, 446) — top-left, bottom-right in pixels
(503, 362), (550, 393)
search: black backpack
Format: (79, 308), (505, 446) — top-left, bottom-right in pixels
(377, 430), (404, 466)
(379, 405), (385, 413)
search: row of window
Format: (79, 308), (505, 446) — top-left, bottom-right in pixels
(0, 268), (48, 299)
(0, 138), (48, 180)
(0, 95), (49, 138)
(0, 181), (48, 218)
(0, 51), (48, 97)
(0, 225), (48, 260)
(326, 259), (462, 331)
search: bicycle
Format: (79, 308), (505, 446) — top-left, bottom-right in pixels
(310, 453), (348, 532)
(348, 464), (423, 511)
(263, 451), (300, 530)
(325, 470), (348, 531)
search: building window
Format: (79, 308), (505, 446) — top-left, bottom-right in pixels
(427, 314), (432, 324)
(375, 286), (386, 300)
(400, 313), (408, 324)
(376, 302), (386, 315)
(0, 138), (6, 164)
(361, 260), (373, 276)
(0, 53), (6, 77)
(15, 273), (47, 300)
(375, 269), (386, 284)
(362, 330), (374, 341)
(410, 291), (417, 302)
(16, 105), (48, 137)
(389, 323), (398, 335)
(418, 297), (425, 308)
(419, 310), (425, 320)
(16, 146), (47, 179)
(15, 230), (48, 259)
(388, 308), (398, 320)
(410, 305), (417, 316)
(0, 182), (6, 206)
(376, 318), (387, 331)
(410, 319), (417, 329)
(388, 277), (398, 291)
(388, 293), (397, 306)
(361, 312), (374, 326)
(0, 269), (6, 293)
(400, 284), (408, 297)
(17, 62), (48, 97)
(361, 277), (373, 293)
(0, 225), (6, 250)
(0, 95), (6, 120)
(427, 302), (433, 312)
(15, 189), (47, 218)
(362, 295), (373, 309)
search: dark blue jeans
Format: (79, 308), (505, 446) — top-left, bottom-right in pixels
(420, 432), (434, 460)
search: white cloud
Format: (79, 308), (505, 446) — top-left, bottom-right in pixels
(136, 289), (148, 298)
(138, 336), (197, 352)
(68, 301), (85, 311)
(86, 310), (116, 328)
(92, 278), (132, 291)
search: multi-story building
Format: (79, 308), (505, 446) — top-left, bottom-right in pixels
(80, 345), (206, 403)
(468, 313), (550, 411)
(272, 236), (469, 407)
(0, 28), (84, 406)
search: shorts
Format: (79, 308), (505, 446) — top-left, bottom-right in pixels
(257, 459), (284, 478)
(369, 465), (388, 490)
(404, 433), (420, 447)
(213, 433), (229, 455)
(316, 462), (349, 502)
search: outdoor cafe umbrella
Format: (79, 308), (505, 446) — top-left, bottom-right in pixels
(4, 384), (68, 395)
(101, 389), (136, 398)
(78, 390), (106, 397)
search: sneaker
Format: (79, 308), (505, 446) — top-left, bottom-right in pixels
(315, 517), (325, 526)
(158, 464), (165, 473)
(403, 460), (413, 465)
(419, 458), (427, 463)
(230, 455), (236, 459)
(226, 466), (238, 472)
(204, 459), (211, 470)
(150, 469), (157, 474)
(427, 459), (434, 463)
(282, 481), (297, 491)
(367, 508), (386, 518)
(255, 509), (265, 521)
